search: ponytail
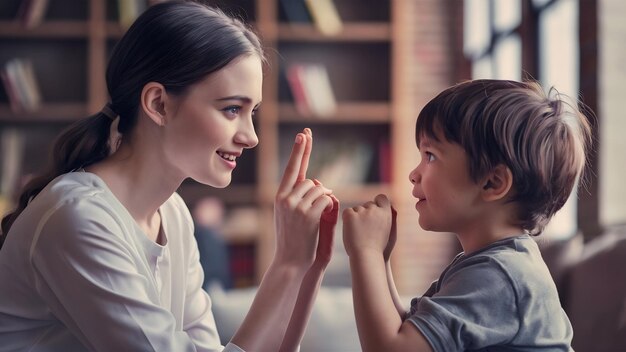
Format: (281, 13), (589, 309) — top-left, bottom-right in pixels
(0, 111), (114, 247)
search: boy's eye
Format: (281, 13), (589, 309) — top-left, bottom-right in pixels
(426, 152), (436, 162)
(252, 108), (259, 117)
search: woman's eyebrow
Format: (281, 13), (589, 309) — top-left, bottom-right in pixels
(215, 95), (252, 103)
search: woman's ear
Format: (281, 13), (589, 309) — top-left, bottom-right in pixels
(140, 82), (167, 126)
(481, 164), (513, 202)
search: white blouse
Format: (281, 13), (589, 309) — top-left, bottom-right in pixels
(0, 172), (241, 351)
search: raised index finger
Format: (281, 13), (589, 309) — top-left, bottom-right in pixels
(278, 132), (307, 194)
(297, 128), (313, 182)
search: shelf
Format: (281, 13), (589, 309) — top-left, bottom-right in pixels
(177, 182), (257, 207)
(0, 21), (89, 38)
(0, 103), (89, 123)
(278, 102), (390, 123)
(278, 22), (390, 42)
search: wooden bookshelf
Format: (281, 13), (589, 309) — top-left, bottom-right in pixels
(0, 0), (416, 286)
(278, 102), (390, 123)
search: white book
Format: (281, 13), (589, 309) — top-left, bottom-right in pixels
(302, 64), (336, 117)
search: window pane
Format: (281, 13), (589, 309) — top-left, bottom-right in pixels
(599, 0), (626, 226)
(494, 34), (522, 80)
(464, 0), (490, 57)
(494, 0), (521, 32)
(472, 55), (494, 79)
(539, 0), (580, 239)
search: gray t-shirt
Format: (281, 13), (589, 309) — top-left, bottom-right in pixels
(407, 235), (574, 352)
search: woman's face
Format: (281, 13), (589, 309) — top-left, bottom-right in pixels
(161, 54), (262, 188)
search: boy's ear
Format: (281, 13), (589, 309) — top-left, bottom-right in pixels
(141, 82), (168, 126)
(481, 164), (513, 202)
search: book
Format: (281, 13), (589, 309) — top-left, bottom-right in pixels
(315, 142), (374, 188)
(286, 64), (312, 115)
(304, 0), (343, 36)
(228, 243), (256, 288)
(0, 70), (21, 113)
(17, 0), (49, 29)
(118, 0), (147, 28)
(1, 59), (42, 113)
(304, 64), (336, 117)
(279, 0), (312, 23)
(280, 132), (375, 189)
(285, 63), (336, 118)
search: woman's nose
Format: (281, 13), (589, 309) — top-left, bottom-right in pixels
(236, 120), (259, 149)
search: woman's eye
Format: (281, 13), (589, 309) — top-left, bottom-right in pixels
(223, 106), (241, 116)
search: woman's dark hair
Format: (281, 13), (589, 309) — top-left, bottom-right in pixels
(415, 79), (592, 235)
(0, 1), (264, 245)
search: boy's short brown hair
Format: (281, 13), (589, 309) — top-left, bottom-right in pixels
(415, 79), (592, 235)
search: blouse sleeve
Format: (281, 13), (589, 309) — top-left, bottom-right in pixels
(406, 257), (520, 352)
(30, 197), (212, 352)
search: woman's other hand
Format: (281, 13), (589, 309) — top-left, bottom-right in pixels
(315, 187), (339, 268)
(274, 129), (333, 269)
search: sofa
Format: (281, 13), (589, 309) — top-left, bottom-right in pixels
(209, 284), (363, 352)
(539, 226), (626, 352)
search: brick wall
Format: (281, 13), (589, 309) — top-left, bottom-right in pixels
(392, 0), (462, 296)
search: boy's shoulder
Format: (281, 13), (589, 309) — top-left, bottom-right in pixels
(457, 234), (540, 266)
(447, 234), (555, 294)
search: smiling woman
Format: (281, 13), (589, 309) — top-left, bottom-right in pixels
(0, 1), (337, 351)
(155, 55), (262, 188)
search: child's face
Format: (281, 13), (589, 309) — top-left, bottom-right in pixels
(409, 131), (484, 234)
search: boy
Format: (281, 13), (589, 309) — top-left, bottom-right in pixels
(342, 79), (591, 351)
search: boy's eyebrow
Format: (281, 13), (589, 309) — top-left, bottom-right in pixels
(419, 137), (438, 149)
(419, 137), (445, 154)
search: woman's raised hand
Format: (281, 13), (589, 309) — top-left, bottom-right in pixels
(274, 128), (333, 268)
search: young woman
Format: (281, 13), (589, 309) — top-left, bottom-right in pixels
(0, 2), (338, 351)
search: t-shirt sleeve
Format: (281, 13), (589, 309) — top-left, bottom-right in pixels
(30, 197), (205, 352)
(406, 257), (520, 352)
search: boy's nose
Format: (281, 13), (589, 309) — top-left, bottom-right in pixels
(409, 168), (419, 184)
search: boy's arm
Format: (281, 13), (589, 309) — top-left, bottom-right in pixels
(383, 207), (408, 319)
(279, 195), (339, 352)
(351, 249), (433, 352)
(386, 260), (407, 319)
(344, 195), (433, 352)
